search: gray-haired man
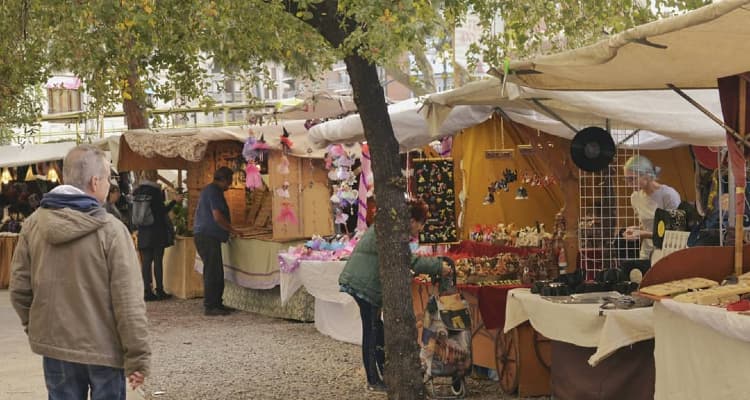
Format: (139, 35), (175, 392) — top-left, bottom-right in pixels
(10, 144), (150, 399)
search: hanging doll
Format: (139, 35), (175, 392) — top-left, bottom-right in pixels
(245, 161), (263, 190)
(275, 181), (290, 198)
(276, 202), (299, 225)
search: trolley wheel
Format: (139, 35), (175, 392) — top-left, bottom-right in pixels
(532, 330), (552, 371)
(451, 377), (466, 398)
(495, 328), (520, 394)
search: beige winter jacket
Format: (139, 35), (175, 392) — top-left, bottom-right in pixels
(10, 205), (151, 376)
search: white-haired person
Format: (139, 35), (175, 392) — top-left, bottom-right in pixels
(10, 144), (150, 398)
(622, 155), (681, 260)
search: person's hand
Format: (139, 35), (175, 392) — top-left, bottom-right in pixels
(229, 227), (242, 238)
(623, 226), (640, 240)
(128, 371), (144, 390)
(174, 193), (184, 203)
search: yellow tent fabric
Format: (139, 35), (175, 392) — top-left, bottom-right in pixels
(450, 116), (696, 240)
(452, 116), (565, 238)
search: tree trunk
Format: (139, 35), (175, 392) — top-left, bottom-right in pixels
(123, 63), (148, 130)
(345, 53), (425, 400)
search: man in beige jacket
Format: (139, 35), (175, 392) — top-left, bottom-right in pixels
(10, 145), (150, 399)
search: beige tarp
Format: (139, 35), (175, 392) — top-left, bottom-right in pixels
(121, 121), (327, 169)
(506, 0), (750, 90)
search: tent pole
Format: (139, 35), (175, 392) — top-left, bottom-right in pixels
(530, 99), (578, 134)
(736, 78), (747, 276)
(667, 84), (750, 149)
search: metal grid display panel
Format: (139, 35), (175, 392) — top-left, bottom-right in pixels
(578, 131), (641, 280)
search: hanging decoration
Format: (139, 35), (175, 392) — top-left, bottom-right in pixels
(515, 186), (529, 200)
(46, 163), (59, 183)
(245, 162), (263, 189)
(412, 158), (458, 244)
(277, 202), (299, 225)
(275, 181), (291, 198)
(356, 143), (373, 231)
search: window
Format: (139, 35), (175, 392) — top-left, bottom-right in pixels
(47, 89), (82, 114)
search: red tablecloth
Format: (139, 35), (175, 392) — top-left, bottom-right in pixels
(448, 240), (545, 258)
(458, 283), (530, 330)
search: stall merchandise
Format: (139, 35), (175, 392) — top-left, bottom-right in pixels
(411, 158), (458, 244)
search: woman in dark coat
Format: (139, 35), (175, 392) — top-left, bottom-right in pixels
(339, 199), (451, 393)
(133, 180), (181, 301)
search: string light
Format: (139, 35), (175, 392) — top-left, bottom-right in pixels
(0, 167), (11, 184)
(24, 166), (36, 181)
(47, 163), (59, 183)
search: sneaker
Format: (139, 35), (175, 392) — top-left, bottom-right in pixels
(144, 291), (158, 302)
(366, 382), (387, 393)
(204, 308), (231, 316)
(155, 290), (173, 300)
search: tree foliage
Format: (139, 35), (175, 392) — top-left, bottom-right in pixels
(460, 0), (709, 70)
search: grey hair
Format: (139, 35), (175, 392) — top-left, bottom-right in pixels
(63, 145), (110, 190)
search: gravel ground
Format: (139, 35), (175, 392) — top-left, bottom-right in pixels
(141, 298), (550, 400)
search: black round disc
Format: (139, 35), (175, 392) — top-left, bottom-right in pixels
(570, 126), (616, 172)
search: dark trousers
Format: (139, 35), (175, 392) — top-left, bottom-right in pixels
(194, 234), (225, 310)
(140, 247), (165, 293)
(43, 357), (125, 400)
(352, 295), (385, 385)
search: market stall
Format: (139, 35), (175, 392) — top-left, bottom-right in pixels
(118, 124), (334, 320)
(0, 142), (75, 287)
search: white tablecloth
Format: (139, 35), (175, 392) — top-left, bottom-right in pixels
(654, 301), (750, 400)
(281, 260), (362, 345)
(504, 288), (654, 366)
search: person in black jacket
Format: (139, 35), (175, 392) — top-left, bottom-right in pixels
(133, 179), (182, 301)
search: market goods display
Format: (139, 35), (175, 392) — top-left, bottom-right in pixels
(638, 277), (719, 297)
(673, 283), (750, 305)
(412, 158), (458, 244)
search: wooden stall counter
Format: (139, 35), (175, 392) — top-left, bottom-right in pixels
(0, 233), (19, 289)
(163, 235), (203, 299)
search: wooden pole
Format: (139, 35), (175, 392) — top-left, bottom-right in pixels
(736, 78), (747, 276)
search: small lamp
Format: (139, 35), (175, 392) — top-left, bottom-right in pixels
(515, 186), (528, 200)
(24, 166), (36, 181)
(47, 163), (59, 183)
(0, 167), (11, 184)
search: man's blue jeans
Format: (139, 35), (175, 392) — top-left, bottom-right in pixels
(43, 357), (126, 400)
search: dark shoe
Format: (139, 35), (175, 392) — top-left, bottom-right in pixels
(204, 308), (231, 316)
(217, 305), (235, 313)
(366, 382), (387, 393)
(155, 290), (173, 300)
(144, 291), (158, 302)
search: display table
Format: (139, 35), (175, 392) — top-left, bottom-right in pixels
(505, 289), (655, 400)
(163, 236), (203, 299)
(281, 260), (361, 344)
(0, 233), (19, 289)
(195, 237), (314, 321)
(654, 300), (750, 400)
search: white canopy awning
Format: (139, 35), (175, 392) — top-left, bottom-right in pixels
(506, 0), (750, 90)
(274, 92), (357, 120)
(308, 98), (494, 151)
(0, 142), (77, 168)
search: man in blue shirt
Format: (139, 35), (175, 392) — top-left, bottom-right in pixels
(194, 167), (240, 316)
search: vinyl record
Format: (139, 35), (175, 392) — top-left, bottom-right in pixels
(570, 127), (616, 172)
(652, 208), (687, 249)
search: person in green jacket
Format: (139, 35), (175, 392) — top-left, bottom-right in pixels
(339, 199), (451, 393)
